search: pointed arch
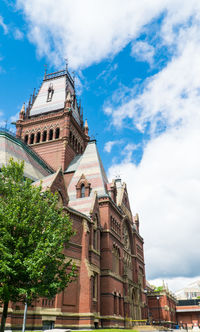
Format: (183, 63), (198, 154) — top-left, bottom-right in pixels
(76, 174), (91, 198)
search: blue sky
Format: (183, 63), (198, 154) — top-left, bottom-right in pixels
(1, 0), (200, 292)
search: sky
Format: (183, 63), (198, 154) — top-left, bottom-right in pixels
(0, 0), (200, 292)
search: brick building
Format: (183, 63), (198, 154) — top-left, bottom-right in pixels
(146, 285), (177, 327)
(176, 299), (200, 329)
(0, 68), (146, 330)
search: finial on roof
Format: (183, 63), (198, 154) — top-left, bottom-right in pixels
(19, 103), (25, 120)
(84, 119), (88, 128)
(134, 213), (140, 232)
(84, 119), (89, 137)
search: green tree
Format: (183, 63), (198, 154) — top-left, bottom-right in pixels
(0, 159), (76, 332)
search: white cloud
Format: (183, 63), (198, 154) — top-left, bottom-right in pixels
(131, 41), (155, 65)
(104, 139), (123, 153)
(105, 4), (200, 282)
(0, 15), (8, 34)
(13, 28), (24, 40)
(15, 0), (186, 69)
(108, 123), (200, 280)
(106, 24), (200, 133)
(149, 276), (200, 293)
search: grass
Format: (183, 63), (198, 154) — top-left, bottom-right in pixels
(83, 330), (139, 332)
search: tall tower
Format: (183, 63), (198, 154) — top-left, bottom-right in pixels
(16, 68), (89, 171)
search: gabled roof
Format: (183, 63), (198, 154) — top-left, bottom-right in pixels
(67, 140), (108, 216)
(0, 130), (53, 181)
(33, 168), (69, 206)
(33, 170), (60, 192)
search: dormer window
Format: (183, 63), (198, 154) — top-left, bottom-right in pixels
(47, 83), (54, 102)
(76, 174), (91, 198)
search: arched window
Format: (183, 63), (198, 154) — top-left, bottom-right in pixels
(30, 133), (34, 144)
(42, 130), (47, 142)
(36, 132), (41, 143)
(75, 139), (77, 151)
(92, 273), (98, 300)
(114, 292), (117, 315)
(81, 184), (85, 198)
(93, 228), (97, 250)
(49, 129), (53, 140)
(55, 128), (60, 139)
(24, 135), (28, 144)
(78, 142), (80, 153)
(72, 135), (75, 147)
(69, 131), (72, 143)
(119, 294), (122, 316)
(112, 245), (120, 275)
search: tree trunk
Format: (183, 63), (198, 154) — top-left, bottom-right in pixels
(0, 300), (9, 332)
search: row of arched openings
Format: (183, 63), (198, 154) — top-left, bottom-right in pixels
(69, 131), (83, 154)
(24, 128), (60, 145)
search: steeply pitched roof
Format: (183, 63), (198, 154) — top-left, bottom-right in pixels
(33, 170), (59, 191)
(0, 130), (52, 181)
(29, 69), (81, 126)
(65, 154), (82, 173)
(67, 140), (108, 216)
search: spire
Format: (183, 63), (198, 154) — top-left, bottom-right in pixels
(19, 103), (25, 120)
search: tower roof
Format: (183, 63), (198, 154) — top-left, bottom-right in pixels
(66, 140), (108, 216)
(29, 69), (81, 126)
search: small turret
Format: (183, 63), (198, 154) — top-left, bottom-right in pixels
(134, 213), (140, 232)
(84, 119), (89, 137)
(19, 103), (25, 121)
(65, 90), (72, 109)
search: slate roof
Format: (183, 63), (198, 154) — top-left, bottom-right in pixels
(67, 140), (108, 216)
(0, 130), (53, 181)
(33, 170), (59, 191)
(29, 70), (81, 125)
(65, 154), (82, 173)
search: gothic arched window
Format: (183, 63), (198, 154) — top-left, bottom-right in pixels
(24, 135), (28, 144)
(36, 132), (41, 143)
(55, 128), (60, 139)
(47, 83), (54, 102)
(81, 184), (85, 198)
(42, 130), (47, 142)
(30, 133), (34, 144)
(49, 129), (53, 140)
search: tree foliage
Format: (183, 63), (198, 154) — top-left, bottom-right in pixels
(0, 159), (76, 331)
